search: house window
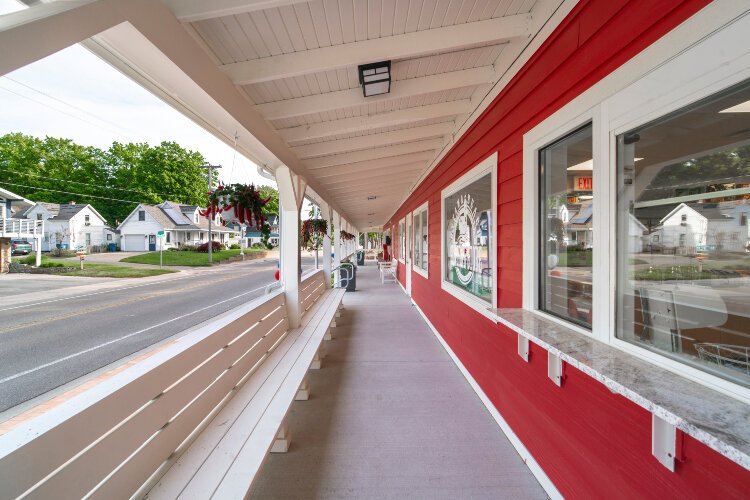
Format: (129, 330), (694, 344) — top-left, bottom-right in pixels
(186, 232), (191, 239)
(398, 219), (405, 262)
(413, 202), (428, 277)
(616, 79), (750, 388)
(200, 232), (204, 240)
(85, 233), (91, 246)
(85, 214), (90, 226)
(741, 214), (747, 227)
(107, 234), (112, 241)
(441, 152), (496, 310)
(539, 124), (593, 329)
(138, 210), (145, 221)
(166, 232), (171, 243)
(36, 213), (42, 221)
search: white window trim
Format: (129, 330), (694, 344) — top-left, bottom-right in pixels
(441, 152), (498, 318)
(413, 201), (429, 279)
(398, 218), (406, 263)
(522, 3), (750, 403)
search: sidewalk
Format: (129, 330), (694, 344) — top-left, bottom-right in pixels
(250, 265), (546, 499)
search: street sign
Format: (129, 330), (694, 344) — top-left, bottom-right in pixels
(156, 230), (166, 238)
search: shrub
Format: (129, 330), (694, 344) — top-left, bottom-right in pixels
(251, 242), (265, 249)
(196, 241), (223, 253)
(50, 248), (76, 258)
(19, 255), (36, 265)
(179, 244), (198, 252)
(40, 261), (65, 268)
(229, 243), (241, 250)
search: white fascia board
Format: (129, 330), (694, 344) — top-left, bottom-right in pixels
(256, 66), (496, 120)
(280, 101), (470, 143)
(291, 123), (454, 159)
(303, 139), (444, 169)
(162, 0), (312, 22)
(223, 15), (531, 85)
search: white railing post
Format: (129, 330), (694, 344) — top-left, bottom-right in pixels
(320, 202), (332, 288)
(276, 166), (306, 329)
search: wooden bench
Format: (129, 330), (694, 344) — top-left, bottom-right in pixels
(0, 269), (344, 500)
(147, 271), (345, 498)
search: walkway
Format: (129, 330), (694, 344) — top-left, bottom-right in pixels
(251, 265), (546, 499)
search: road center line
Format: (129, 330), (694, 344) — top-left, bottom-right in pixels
(0, 261), (275, 313)
(0, 282), (273, 386)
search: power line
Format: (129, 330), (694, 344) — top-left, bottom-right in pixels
(0, 167), (178, 199)
(0, 84), (127, 138)
(0, 180), (147, 205)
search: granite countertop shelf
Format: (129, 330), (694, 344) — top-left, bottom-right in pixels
(488, 308), (750, 471)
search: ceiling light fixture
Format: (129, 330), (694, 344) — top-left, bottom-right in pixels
(720, 99), (750, 113)
(358, 61), (391, 97)
(367, 195), (377, 200)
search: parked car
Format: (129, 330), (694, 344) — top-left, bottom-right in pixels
(10, 239), (32, 255)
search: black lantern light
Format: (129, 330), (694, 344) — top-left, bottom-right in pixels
(358, 61), (391, 97)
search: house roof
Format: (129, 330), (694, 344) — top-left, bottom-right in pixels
(661, 202), (732, 223)
(125, 201), (234, 233)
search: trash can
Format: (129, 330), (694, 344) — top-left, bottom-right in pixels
(357, 250), (364, 266)
(108, 243), (117, 252)
(341, 262), (356, 291)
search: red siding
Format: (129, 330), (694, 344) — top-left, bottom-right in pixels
(386, 0), (749, 497)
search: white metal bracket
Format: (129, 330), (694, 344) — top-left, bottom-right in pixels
(652, 414), (677, 471)
(518, 335), (529, 362)
(547, 351), (563, 386)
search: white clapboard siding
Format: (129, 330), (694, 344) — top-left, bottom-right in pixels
(0, 291), (288, 500)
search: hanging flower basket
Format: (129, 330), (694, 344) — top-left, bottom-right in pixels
(302, 219), (328, 250)
(201, 183), (273, 248)
(340, 230), (355, 241)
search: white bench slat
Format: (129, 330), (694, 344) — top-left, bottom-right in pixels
(214, 292), (344, 499)
(148, 288), (345, 499)
(91, 315), (292, 499)
(0, 293), (285, 499)
(30, 307), (289, 499)
(147, 287), (335, 498)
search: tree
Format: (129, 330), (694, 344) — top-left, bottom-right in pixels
(0, 133), (210, 225)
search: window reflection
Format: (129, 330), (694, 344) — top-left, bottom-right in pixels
(617, 80), (750, 387)
(539, 124), (594, 328)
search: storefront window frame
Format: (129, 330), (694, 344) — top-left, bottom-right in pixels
(522, 10), (750, 403)
(413, 201), (428, 278)
(440, 152), (497, 317)
(398, 218), (405, 263)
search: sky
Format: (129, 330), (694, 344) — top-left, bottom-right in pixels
(0, 0), (272, 202)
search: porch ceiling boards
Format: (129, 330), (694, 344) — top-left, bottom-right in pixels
(158, 0), (559, 229)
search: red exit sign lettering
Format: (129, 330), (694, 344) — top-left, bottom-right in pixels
(575, 176), (592, 191)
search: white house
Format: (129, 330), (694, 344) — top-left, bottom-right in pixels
(118, 201), (236, 252)
(657, 201), (750, 254)
(21, 202), (108, 251)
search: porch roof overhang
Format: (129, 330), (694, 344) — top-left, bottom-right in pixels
(1, 0), (574, 231)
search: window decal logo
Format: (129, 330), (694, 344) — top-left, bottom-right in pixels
(450, 194), (479, 286)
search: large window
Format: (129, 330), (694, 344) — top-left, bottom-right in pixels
(442, 153), (496, 309)
(399, 219), (405, 262)
(539, 124), (594, 329)
(616, 80), (750, 388)
(413, 203), (428, 277)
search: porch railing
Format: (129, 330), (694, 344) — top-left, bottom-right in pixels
(0, 218), (43, 238)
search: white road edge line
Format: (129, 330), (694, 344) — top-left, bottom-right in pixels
(0, 260), (276, 313)
(0, 283), (273, 386)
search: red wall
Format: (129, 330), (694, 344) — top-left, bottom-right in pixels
(386, 0), (749, 497)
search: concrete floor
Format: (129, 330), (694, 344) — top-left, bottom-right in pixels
(250, 265), (547, 499)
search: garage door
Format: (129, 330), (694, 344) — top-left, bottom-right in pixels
(122, 234), (145, 252)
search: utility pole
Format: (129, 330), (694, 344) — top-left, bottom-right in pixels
(201, 164), (222, 264)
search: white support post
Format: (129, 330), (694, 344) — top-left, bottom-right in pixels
(333, 211), (341, 286)
(276, 165), (306, 329)
(320, 202), (332, 289)
(35, 235), (42, 267)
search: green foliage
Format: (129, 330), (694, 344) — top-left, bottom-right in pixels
(257, 185), (279, 216)
(0, 133), (212, 225)
(121, 248), (263, 266)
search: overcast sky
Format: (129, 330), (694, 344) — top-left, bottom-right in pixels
(0, 0), (271, 202)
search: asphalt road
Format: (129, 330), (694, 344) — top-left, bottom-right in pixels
(0, 257), (315, 413)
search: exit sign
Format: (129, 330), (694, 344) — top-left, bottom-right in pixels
(574, 176), (593, 191)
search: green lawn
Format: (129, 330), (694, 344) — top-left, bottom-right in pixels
(121, 249), (266, 267)
(18, 255), (176, 278)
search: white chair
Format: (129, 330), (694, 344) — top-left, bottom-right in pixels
(379, 259), (398, 284)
